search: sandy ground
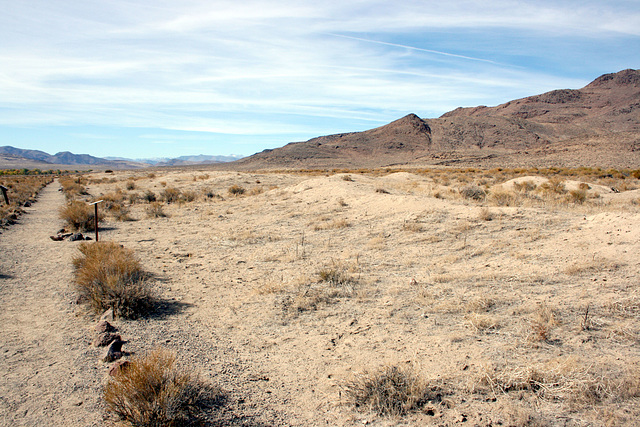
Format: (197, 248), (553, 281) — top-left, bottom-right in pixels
(0, 182), (104, 426)
(1, 170), (640, 426)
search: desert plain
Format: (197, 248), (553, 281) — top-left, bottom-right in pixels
(1, 167), (640, 426)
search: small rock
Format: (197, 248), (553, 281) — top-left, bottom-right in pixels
(100, 308), (114, 322)
(23, 201), (31, 207)
(103, 339), (127, 363)
(94, 320), (117, 333)
(108, 360), (131, 377)
(93, 332), (121, 347)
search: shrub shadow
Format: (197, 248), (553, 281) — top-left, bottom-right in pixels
(202, 392), (278, 427)
(146, 298), (193, 320)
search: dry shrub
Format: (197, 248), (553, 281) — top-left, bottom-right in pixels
(161, 187), (182, 203)
(104, 348), (216, 426)
(110, 203), (133, 222)
(460, 185), (486, 201)
(228, 184), (245, 195)
(180, 190), (198, 202)
(126, 181), (136, 190)
(513, 180), (537, 193)
(143, 190), (157, 203)
(59, 200), (104, 231)
(539, 178), (566, 195)
(567, 189), (587, 204)
(344, 364), (437, 416)
(204, 189), (222, 200)
(341, 174), (354, 182)
(73, 241), (153, 318)
(146, 202), (167, 218)
(488, 189), (519, 206)
(128, 192), (140, 205)
(59, 177), (88, 199)
(101, 191), (126, 209)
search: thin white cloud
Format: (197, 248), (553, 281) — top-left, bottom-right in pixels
(0, 0), (637, 156)
(326, 34), (510, 66)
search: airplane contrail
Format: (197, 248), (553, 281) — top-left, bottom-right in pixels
(328, 33), (506, 66)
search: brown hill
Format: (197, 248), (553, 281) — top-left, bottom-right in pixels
(231, 69), (640, 169)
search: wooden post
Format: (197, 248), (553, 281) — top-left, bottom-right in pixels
(89, 200), (103, 241)
(0, 185), (8, 205)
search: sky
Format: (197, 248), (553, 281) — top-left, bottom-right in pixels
(1, 1), (639, 159)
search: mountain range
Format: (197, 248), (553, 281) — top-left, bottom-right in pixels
(2, 69), (639, 170)
(0, 147), (242, 169)
(229, 69), (640, 170)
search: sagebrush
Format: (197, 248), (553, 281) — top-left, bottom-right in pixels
(72, 241), (153, 318)
(104, 348), (216, 426)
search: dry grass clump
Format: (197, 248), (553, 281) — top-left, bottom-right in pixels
(343, 364), (437, 416)
(59, 200), (104, 231)
(228, 184), (245, 196)
(478, 207), (494, 221)
(281, 263), (357, 315)
(528, 302), (557, 343)
(402, 220), (424, 232)
(465, 313), (501, 332)
(488, 189), (519, 206)
(460, 185), (486, 201)
(313, 218), (351, 231)
(146, 202), (167, 218)
(247, 186), (264, 196)
(72, 241), (153, 319)
(104, 348), (216, 426)
(476, 359), (640, 405)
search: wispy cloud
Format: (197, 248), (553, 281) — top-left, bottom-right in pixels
(0, 0), (638, 156)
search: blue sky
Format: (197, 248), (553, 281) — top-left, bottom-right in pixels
(1, 1), (639, 159)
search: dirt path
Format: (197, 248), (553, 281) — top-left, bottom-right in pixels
(0, 181), (293, 426)
(0, 181), (104, 426)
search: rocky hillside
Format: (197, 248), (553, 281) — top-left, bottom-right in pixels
(231, 69), (640, 169)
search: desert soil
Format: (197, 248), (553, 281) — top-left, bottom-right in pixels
(1, 170), (640, 426)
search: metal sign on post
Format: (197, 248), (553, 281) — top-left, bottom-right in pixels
(89, 200), (103, 241)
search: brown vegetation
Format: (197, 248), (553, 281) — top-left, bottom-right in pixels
(72, 241), (153, 318)
(104, 348), (216, 426)
(59, 200), (104, 231)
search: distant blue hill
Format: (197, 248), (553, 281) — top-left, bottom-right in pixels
(0, 146), (243, 168)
